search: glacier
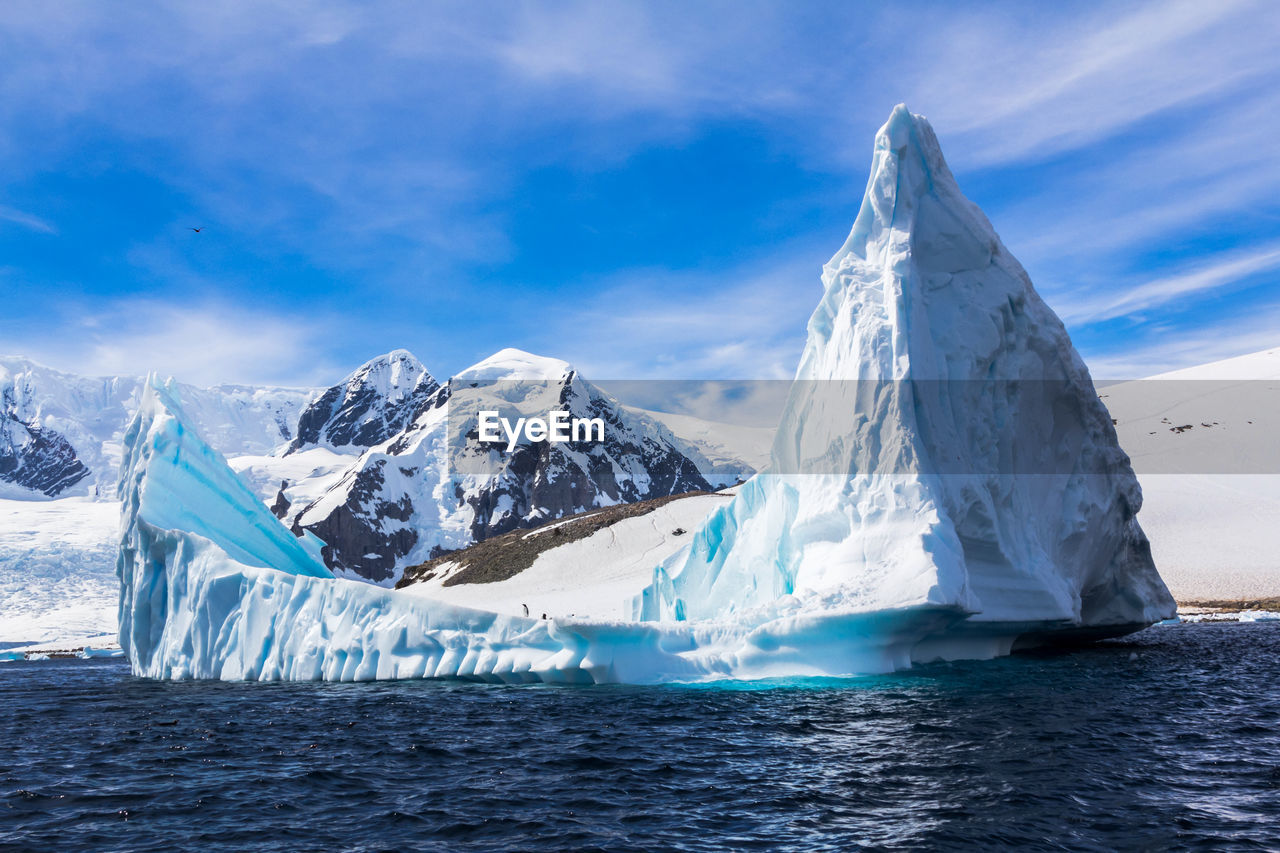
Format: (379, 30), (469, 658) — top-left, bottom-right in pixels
(116, 105), (1175, 683)
(1, 355), (312, 499)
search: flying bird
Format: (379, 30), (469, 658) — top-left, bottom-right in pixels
(189, 227), (203, 233)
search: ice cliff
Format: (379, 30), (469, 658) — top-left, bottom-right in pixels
(635, 105), (1175, 645)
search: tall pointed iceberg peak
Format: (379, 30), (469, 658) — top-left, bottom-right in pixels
(637, 105), (1176, 641)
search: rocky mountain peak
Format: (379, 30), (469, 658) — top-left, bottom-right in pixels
(287, 350), (441, 454)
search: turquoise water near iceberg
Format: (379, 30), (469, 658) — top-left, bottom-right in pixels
(2, 621), (1279, 851)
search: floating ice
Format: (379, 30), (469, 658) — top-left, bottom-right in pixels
(635, 105), (1175, 646)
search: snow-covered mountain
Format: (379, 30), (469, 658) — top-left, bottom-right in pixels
(284, 348), (712, 583)
(0, 357), (313, 499)
(287, 350), (440, 454)
(0, 346), (764, 645)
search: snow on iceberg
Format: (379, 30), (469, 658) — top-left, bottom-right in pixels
(634, 105), (1175, 652)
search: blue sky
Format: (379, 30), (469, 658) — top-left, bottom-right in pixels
(2, 1), (1278, 387)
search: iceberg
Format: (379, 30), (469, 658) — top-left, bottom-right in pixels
(635, 105), (1175, 653)
(115, 105), (1174, 683)
(116, 376), (963, 681)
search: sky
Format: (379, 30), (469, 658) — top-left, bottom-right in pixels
(1, 0), (1278, 388)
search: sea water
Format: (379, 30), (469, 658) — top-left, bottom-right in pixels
(2, 622), (1279, 851)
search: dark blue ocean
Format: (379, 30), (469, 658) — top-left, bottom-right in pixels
(3, 622), (1279, 852)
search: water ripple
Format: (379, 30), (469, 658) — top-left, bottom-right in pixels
(2, 623), (1280, 850)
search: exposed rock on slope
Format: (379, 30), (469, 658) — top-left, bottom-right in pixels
(289, 349), (711, 583)
(0, 414), (89, 497)
(0, 357), (312, 499)
(287, 350), (440, 454)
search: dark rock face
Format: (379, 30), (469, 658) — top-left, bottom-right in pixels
(270, 481), (291, 520)
(291, 366), (711, 583)
(292, 461), (419, 583)
(273, 413), (293, 442)
(460, 387), (710, 542)
(0, 415), (90, 497)
(287, 350), (439, 454)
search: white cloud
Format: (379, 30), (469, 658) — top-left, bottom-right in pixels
(912, 0), (1279, 167)
(10, 300), (341, 388)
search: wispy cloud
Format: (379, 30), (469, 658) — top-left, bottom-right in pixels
(0, 205), (55, 234)
(1060, 243), (1280, 324)
(1084, 302), (1280, 378)
(912, 0), (1279, 168)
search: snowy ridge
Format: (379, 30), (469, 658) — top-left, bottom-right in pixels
(454, 348), (573, 382)
(637, 105), (1174, 637)
(287, 349), (439, 454)
(1106, 345), (1280, 601)
(1144, 346), (1280, 381)
(0, 356), (312, 498)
